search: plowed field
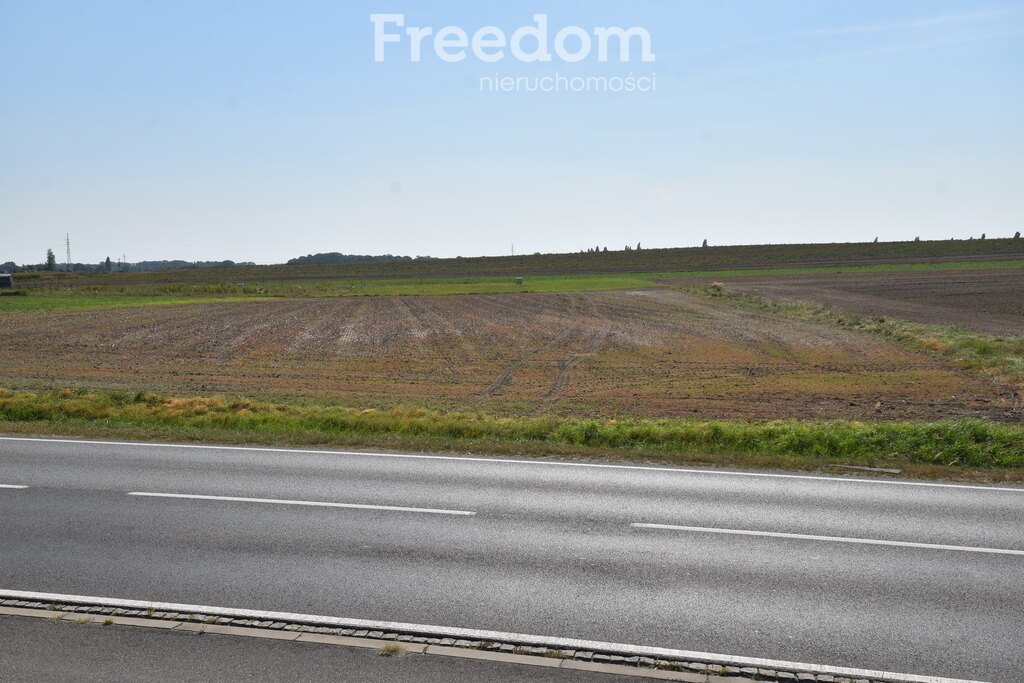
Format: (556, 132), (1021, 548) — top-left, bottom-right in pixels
(2, 289), (1014, 421)
(718, 267), (1024, 338)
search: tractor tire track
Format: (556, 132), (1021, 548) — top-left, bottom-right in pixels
(474, 294), (582, 401)
(540, 296), (613, 406)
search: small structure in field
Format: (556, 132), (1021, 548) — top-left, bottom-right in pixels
(515, 277), (524, 286)
(0, 273), (13, 289)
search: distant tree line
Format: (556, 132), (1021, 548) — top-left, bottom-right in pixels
(286, 252), (413, 265)
(1, 255), (254, 273)
(583, 243), (643, 253)
(2, 232), (1021, 275)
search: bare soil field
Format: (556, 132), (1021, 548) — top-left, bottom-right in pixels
(714, 267), (1024, 338)
(1, 290), (1015, 421)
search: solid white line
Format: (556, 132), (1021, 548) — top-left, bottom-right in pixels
(632, 523), (1024, 557)
(126, 491), (475, 516)
(0, 589), (983, 683)
(2, 435), (1021, 493)
(0, 484), (28, 489)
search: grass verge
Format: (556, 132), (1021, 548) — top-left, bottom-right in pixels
(695, 283), (1024, 392)
(1, 388), (1022, 482)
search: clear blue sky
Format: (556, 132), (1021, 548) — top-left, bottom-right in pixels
(1, 1), (1022, 264)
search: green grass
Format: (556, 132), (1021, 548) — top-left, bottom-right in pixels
(695, 283), (1024, 390)
(1, 389), (1021, 479)
(0, 294), (276, 313)
(4, 258), (1022, 313)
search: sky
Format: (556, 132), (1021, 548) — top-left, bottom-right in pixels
(1, 0), (1022, 264)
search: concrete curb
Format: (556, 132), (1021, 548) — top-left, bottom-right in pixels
(0, 590), (986, 683)
(1, 608), (713, 683)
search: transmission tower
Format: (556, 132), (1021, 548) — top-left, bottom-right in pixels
(65, 234), (72, 273)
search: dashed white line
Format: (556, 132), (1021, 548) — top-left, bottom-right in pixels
(0, 484), (28, 489)
(126, 491), (475, 516)
(631, 523), (1024, 557)
(2, 435), (1022, 493)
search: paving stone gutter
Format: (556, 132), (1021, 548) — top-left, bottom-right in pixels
(0, 591), (984, 683)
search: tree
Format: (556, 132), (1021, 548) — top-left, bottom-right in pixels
(1015, 231), (1021, 239)
(873, 237), (878, 243)
(702, 239), (708, 248)
(45, 249), (56, 271)
(636, 242), (641, 250)
(980, 233), (986, 240)
(104, 256), (112, 271)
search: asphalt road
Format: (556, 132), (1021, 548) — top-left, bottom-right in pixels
(1, 436), (1022, 681)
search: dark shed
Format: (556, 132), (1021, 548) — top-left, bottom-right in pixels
(0, 274), (13, 289)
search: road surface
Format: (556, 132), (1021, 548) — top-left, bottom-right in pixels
(1, 436), (1022, 681)
(0, 613), (635, 682)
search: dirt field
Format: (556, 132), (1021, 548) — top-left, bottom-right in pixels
(716, 267), (1024, 338)
(1, 290), (1015, 421)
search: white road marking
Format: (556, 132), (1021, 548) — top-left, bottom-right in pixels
(0, 589), (983, 683)
(2, 435), (1021, 493)
(632, 523), (1024, 556)
(127, 491), (475, 516)
(0, 484), (28, 489)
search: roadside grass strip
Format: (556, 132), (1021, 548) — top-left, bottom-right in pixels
(1, 390), (1023, 476)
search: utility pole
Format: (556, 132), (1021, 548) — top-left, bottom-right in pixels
(65, 234), (72, 273)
